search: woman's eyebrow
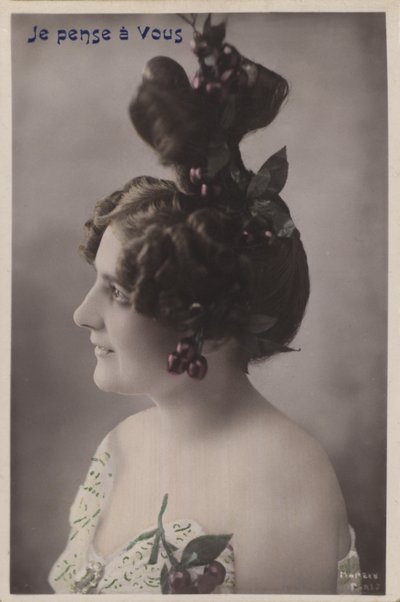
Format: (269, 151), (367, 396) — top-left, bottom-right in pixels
(100, 272), (130, 292)
(92, 260), (116, 282)
(100, 273), (115, 282)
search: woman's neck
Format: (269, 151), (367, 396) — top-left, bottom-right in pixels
(149, 342), (267, 444)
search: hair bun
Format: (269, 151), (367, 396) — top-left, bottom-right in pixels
(128, 25), (289, 190)
(228, 62), (289, 144)
(129, 56), (212, 167)
(142, 56), (191, 89)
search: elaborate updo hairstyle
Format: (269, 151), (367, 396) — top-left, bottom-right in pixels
(80, 16), (310, 372)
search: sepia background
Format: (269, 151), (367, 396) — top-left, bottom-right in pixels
(11, 12), (387, 594)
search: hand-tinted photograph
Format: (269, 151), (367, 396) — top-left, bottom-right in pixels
(11, 12), (387, 595)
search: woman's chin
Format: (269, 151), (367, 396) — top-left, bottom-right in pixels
(93, 369), (119, 393)
(92, 369), (144, 396)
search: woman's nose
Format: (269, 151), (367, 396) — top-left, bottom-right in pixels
(73, 287), (104, 330)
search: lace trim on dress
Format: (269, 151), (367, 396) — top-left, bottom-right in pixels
(48, 434), (235, 594)
(336, 525), (362, 594)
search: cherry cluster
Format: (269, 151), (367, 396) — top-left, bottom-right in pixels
(241, 217), (276, 248)
(190, 27), (254, 101)
(186, 18), (258, 204)
(167, 560), (226, 595)
(189, 167), (222, 200)
(167, 336), (208, 380)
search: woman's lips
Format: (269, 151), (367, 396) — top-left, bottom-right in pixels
(94, 346), (114, 358)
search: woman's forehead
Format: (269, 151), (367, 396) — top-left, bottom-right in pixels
(95, 226), (123, 275)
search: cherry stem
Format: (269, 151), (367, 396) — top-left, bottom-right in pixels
(157, 494), (179, 568)
(178, 13), (198, 32)
(194, 328), (204, 355)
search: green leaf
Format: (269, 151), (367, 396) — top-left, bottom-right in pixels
(246, 171), (271, 200)
(181, 534), (232, 568)
(258, 146), (288, 194)
(206, 142), (230, 178)
(238, 332), (260, 356)
(248, 314), (277, 334)
(221, 97), (236, 131)
(160, 563), (170, 594)
(257, 337), (299, 355)
(203, 13), (212, 34)
(239, 331), (299, 357)
(246, 147), (289, 201)
(249, 198), (296, 238)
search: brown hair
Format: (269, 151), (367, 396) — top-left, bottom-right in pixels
(80, 45), (309, 365)
(80, 175), (309, 364)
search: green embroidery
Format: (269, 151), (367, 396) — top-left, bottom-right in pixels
(173, 522), (192, 533)
(54, 563), (75, 581)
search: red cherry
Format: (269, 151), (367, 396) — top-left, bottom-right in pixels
(237, 71), (249, 88)
(190, 39), (210, 58)
(264, 230), (275, 246)
(192, 75), (202, 90)
(197, 572), (219, 594)
(168, 568), (192, 593)
(242, 229), (255, 245)
(205, 82), (222, 94)
(189, 167), (203, 184)
(204, 560), (226, 585)
(222, 44), (240, 68)
(220, 68), (235, 83)
(167, 352), (187, 375)
(176, 337), (197, 361)
(189, 167), (197, 184)
(201, 184), (209, 197)
(187, 355), (208, 380)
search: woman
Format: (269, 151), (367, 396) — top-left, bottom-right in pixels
(49, 16), (361, 595)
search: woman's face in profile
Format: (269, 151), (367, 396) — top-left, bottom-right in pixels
(73, 226), (177, 396)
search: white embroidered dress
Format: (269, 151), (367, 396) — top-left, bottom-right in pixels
(49, 433), (361, 595)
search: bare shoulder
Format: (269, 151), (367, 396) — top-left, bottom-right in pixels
(107, 406), (159, 457)
(232, 406), (350, 593)
(269, 410), (342, 493)
(240, 406), (346, 507)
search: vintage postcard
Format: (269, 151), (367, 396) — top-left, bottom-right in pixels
(1, 0), (399, 600)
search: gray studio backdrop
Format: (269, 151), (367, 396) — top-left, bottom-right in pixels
(11, 13), (387, 594)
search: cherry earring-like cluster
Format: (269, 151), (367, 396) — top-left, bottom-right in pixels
(167, 560), (226, 594)
(190, 28), (257, 100)
(167, 333), (208, 380)
(185, 17), (259, 204)
(241, 227), (275, 248)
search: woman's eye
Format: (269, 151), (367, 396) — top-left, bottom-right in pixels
(110, 284), (130, 305)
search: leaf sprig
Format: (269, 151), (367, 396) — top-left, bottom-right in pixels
(134, 494), (232, 594)
(247, 147), (296, 239)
